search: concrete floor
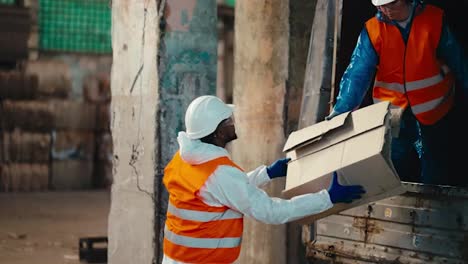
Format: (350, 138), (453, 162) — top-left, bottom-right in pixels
(0, 191), (110, 264)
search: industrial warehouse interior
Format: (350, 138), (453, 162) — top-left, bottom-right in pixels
(1, 0), (467, 264)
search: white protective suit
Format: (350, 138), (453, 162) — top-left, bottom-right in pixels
(163, 132), (333, 264)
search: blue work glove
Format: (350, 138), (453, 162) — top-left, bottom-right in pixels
(266, 158), (291, 179)
(327, 171), (366, 204)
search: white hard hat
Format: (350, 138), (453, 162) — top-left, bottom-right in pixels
(185, 95), (233, 139)
(372, 0), (396, 6)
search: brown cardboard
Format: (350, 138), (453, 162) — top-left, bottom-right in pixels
(282, 101), (404, 224)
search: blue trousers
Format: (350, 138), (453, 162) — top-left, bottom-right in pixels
(391, 108), (454, 185)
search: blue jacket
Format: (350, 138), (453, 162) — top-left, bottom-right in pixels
(332, 1), (468, 115)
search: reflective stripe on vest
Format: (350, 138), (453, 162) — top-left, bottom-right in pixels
(366, 5), (454, 125)
(163, 151), (244, 263)
(374, 65), (450, 94)
(373, 83), (454, 115)
(373, 66), (454, 116)
(167, 202), (242, 222)
(164, 226), (241, 249)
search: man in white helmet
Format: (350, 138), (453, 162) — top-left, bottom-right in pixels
(326, 0), (468, 185)
(162, 95), (365, 264)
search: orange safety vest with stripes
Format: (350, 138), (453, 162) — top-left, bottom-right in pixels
(163, 151), (244, 264)
(365, 5), (455, 125)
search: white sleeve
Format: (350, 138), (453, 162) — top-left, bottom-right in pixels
(199, 165), (333, 225)
(245, 165), (271, 187)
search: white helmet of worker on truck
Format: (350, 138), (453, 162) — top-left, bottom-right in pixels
(185, 95), (233, 139)
(372, 0), (397, 6)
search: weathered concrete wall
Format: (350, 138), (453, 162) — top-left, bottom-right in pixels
(108, 1), (159, 263)
(157, 0), (218, 262)
(232, 0), (289, 263)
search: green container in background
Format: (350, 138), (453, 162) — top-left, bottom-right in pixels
(39, 0), (112, 53)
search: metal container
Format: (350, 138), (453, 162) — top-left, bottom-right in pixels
(306, 182), (468, 263)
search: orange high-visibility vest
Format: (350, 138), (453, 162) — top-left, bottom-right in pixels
(163, 151), (244, 264)
(366, 5), (455, 125)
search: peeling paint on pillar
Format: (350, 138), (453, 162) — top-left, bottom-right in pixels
(156, 0), (218, 262)
(159, 0), (217, 158)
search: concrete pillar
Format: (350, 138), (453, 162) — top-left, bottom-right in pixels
(232, 1), (289, 263)
(108, 1), (159, 264)
(157, 0), (218, 262)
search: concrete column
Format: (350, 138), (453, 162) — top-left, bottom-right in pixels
(232, 1), (289, 264)
(108, 1), (159, 264)
(157, 0), (218, 262)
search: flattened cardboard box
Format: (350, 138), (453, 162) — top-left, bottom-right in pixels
(282, 101), (405, 224)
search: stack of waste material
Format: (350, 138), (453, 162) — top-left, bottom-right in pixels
(24, 61), (72, 98)
(0, 71), (38, 99)
(51, 128), (96, 190)
(0, 69), (57, 192)
(0, 130), (50, 191)
(25, 60), (97, 190)
(0, 70), (70, 100)
(84, 74), (112, 189)
(0, 59), (112, 192)
(0, 60), (96, 191)
(2, 100), (55, 131)
(0, 5), (31, 64)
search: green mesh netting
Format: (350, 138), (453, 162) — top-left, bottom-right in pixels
(39, 0), (111, 53)
(0, 0), (15, 5)
(224, 0), (235, 7)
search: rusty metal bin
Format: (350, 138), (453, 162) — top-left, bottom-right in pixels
(306, 182), (468, 263)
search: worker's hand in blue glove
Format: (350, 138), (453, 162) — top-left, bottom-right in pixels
(327, 171), (366, 204)
(266, 158), (291, 179)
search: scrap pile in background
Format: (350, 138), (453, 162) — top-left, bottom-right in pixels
(0, 60), (112, 192)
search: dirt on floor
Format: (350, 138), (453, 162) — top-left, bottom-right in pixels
(0, 191), (110, 264)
